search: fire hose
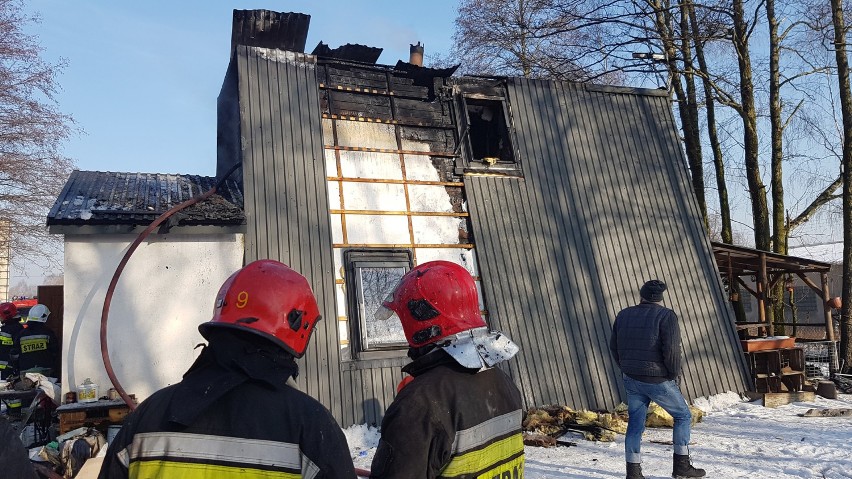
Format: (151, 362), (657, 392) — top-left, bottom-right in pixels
(100, 164), (240, 410)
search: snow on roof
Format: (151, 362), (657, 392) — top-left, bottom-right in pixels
(788, 242), (843, 265)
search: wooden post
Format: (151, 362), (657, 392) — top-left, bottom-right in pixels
(821, 272), (836, 342)
(758, 252), (768, 335)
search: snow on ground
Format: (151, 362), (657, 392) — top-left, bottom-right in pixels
(345, 392), (852, 478)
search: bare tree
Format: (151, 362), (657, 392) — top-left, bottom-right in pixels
(0, 0), (75, 273)
(828, 0), (852, 371)
(450, 0), (626, 82)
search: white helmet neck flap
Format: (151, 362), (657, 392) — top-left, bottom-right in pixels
(436, 326), (519, 370)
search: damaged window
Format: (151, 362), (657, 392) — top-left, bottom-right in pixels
(463, 97), (516, 166)
(345, 250), (412, 358)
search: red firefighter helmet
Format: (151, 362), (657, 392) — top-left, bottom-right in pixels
(198, 260), (322, 358)
(382, 261), (485, 346)
(0, 302), (18, 322)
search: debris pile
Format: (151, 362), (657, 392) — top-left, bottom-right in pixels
(833, 375), (852, 394)
(522, 402), (704, 447)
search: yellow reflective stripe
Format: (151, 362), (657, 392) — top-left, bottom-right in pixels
(439, 434), (524, 478)
(129, 460), (302, 479)
(1, 333), (13, 346)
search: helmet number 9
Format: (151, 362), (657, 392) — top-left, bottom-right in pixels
(236, 291), (249, 309)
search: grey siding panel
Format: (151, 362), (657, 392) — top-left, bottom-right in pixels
(465, 78), (749, 410)
(235, 46), (344, 418)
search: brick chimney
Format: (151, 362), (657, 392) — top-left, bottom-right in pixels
(409, 42), (424, 67)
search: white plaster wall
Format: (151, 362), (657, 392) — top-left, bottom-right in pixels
(62, 233), (244, 401)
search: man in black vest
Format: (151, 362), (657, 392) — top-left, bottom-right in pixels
(610, 280), (705, 479)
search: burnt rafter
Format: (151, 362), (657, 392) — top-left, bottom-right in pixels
(312, 41), (383, 64)
(231, 10), (310, 54)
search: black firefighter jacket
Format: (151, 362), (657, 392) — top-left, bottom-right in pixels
(15, 321), (59, 377)
(0, 320), (23, 379)
(370, 349), (524, 479)
(98, 331), (356, 479)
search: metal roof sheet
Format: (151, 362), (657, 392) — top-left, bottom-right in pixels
(47, 171), (244, 227)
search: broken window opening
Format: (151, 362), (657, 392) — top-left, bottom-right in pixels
(344, 249), (412, 359)
(464, 97), (515, 165)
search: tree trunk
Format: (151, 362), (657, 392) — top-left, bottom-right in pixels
(830, 0), (852, 372)
(688, 1), (746, 323)
(767, 0), (786, 333)
(732, 0), (771, 252)
(677, 0), (708, 231)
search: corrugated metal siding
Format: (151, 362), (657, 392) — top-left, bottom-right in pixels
(234, 45), (344, 420)
(465, 78), (750, 410)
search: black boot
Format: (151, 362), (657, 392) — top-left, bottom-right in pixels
(627, 462), (645, 479)
(672, 454), (705, 478)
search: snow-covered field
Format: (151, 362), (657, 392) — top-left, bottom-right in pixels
(345, 392), (852, 479)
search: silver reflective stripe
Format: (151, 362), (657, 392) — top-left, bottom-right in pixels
(0, 331), (12, 338)
(20, 335), (49, 342)
(117, 447), (130, 468)
(0, 360), (8, 367)
(126, 432), (302, 469)
(301, 452), (320, 479)
(452, 409), (522, 454)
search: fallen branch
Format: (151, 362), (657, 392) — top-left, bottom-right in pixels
(799, 408), (852, 418)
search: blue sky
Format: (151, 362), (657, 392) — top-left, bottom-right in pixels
(11, 1), (458, 284)
(28, 1), (458, 177)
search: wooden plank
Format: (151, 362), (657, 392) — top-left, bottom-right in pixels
(761, 391), (815, 408)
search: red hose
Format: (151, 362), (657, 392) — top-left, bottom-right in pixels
(355, 467), (371, 478)
(100, 168), (238, 410)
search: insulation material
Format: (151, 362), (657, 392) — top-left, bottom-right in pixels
(325, 150), (339, 177)
(335, 283), (347, 318)
(404, 155), (441, 181)
(400, 139), (432, 152)
(330, 214), (344, 243)
(339, 151), (403, 180)
(346, 215), (410, 244)
(408, 185), (465, 213)
(333, 249), (345, 280)
(328, 181), (341, 209)
(339, 320), (349, 345)
(342, 182), (406, 210)
(322, 119), (334, 147)
(415, 248), (479, 277)
(411, 216), (467, 244)
(334, 121), (398, 150)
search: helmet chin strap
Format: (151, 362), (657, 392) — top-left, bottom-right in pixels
(437, 327), (519, 370)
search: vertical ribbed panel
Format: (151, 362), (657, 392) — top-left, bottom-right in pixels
(235, 45), (343, 419)
(466, 78), (750, 410)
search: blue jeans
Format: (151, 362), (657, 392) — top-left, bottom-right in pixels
(622, 374), (692, 463)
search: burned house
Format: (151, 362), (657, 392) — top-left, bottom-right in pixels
(215, 10), (750, 425)
(50, 9), (750, 427)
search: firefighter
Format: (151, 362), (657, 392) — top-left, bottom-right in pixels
(370, 261), (524, 479)
(98, 260), (356, 479)
(0, 302), (23, 380)
(15, 304), (59, 378)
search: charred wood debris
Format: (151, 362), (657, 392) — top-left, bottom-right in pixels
(522, 403), (704, 448)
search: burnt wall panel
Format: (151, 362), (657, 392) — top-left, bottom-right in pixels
(235, 46), (344, 420)
(465, 78), (750, 411)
